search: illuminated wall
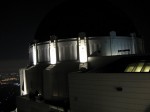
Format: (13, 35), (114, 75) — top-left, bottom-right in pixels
(28, 35), (144, 66)
(125, 61), (150, 72)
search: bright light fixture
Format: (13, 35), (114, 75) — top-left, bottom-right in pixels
(23, 70), (27, 95)
(50, 41), (57, 64)
(33, 44), (37, 65)
(20, 68), (27, 95)
(78, 37), (87, 63)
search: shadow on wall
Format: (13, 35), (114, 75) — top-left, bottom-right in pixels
(145, 106), (150, 112)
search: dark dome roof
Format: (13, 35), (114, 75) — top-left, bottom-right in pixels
(35, 0), (137, 42)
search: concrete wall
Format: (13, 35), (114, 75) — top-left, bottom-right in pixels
(88, 36), (144, 56)
(69, 73), (150, 112)
(25, 64), (49, 95)
(17, 96), (51, 112)
(57, 38), (78, 61)
(43, 62), (79, 100)
(29, 36), (144, 65)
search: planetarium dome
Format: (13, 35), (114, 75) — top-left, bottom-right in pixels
(35, 0), (138, 42)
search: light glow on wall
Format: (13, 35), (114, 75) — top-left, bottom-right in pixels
(23, 70), (27, 95)
(143, 64), (150, 72)
(135, 62), (144, 72)
(125, 65), (134, 72)
(125, 62), (150, 72)
(78, 37), (87, 63)
(20, 68), (27, 96)
(50, 41), (57, 64)
(33, 44), (37, 65)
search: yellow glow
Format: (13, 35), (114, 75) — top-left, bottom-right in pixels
(125, 65), (134, 72)
(79, 37), (87, 63)
(135, 62), (144, 72)
(143, 64), (150, 72)
(50, 41), (57, 64)
(33, 44), (37, 65)
(125, 62), (150, 72)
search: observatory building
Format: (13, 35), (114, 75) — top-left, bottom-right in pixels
(17, 1), (150, 112)
(16, 31), (150, 112)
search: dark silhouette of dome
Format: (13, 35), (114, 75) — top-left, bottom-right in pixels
(35, 0), (137, 42)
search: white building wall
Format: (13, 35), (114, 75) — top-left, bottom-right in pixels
(29, 36), (144, 65)
(57, 38), (78, 61)
(69, 73), (150, 112)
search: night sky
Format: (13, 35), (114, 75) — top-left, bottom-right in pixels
(0, 0), (150, 73)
